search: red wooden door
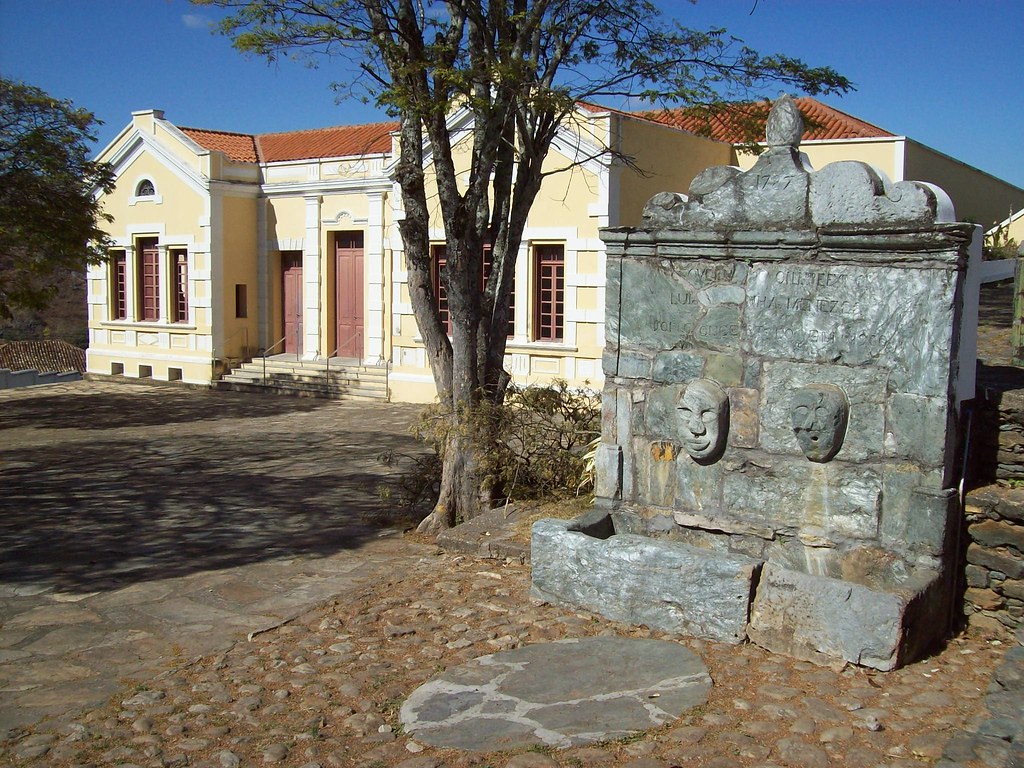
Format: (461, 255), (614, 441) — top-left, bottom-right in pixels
(335, 232), (364, 359)
(282, 252), (303, 355)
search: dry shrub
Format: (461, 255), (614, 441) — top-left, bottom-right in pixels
(387, 380), (600, 516)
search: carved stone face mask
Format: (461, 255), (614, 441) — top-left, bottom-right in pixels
(791, 384), (849, 462)
(677, 379), (729, 462)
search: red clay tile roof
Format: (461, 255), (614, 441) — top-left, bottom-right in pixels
(176, 97), (886, 165)
(0, 340), (86, 373)
(637, 97), (894, 143)
(179, 127), (260, 163)
(257, 122), (398, 162)
(178, 121), (397, 164)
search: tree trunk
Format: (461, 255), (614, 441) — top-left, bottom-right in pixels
(416, 400), (496, 533)
(417, 429), (491, 533)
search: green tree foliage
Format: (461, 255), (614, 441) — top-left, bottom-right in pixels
(0, 78), (114, 319)
(201, 0), (850, 532)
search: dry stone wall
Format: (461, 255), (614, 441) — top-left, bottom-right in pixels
(959, 319), (1024, 638)
(963, 485), (1024, 637)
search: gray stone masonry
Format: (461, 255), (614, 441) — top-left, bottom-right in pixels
(533, 95), (980, 671)
(956, 283), (1024, 641)
(531, 519), (758, 643)
(964, 486), (1024, 638)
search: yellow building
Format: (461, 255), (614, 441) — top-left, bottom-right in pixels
(88, 99), (1024, 402)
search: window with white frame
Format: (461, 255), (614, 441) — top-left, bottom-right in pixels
(532, 243), (564, 342)
(110, 250), (128, 320)
(172, 249), (189, 323)
(137, 237), (160, 321)
(432, 243), (514, 337)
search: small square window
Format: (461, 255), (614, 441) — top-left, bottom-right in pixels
(138, 364), (153, 378)
(168, 367), (183, 382)
(111, 362), (124, 376)
(235, 284), (248, 318)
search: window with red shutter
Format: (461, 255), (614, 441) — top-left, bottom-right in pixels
(432, 243), (515, 337)
(482, 246), (515, 338)
(533, 244), (564, 342)
(432, 244), (452, 334)
(173, 250), (188, 323)
(111, 250), (127, 320)
(138, 238), (160, 322)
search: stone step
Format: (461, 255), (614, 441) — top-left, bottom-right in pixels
(218, 359), (388, 401)
(217, 376), (387, 401)
(234, 360), (386, 377)
(229, 367), (385, 385)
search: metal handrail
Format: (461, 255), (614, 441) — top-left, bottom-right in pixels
(259, 334), (289, 385)
(325, 330), (364, 385)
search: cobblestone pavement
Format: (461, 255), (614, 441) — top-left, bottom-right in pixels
(0, 380), (432, 734)
(1, 548), (1011, 768)
(0, 378), (1018, 768)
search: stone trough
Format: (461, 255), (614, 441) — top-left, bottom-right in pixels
(531, 515), (759, 644)
(531, 96), (981, 671)
(532, 511), (949, 671)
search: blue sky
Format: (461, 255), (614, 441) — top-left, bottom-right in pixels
(2, 0), (1022, 190)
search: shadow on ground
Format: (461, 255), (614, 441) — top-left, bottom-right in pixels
(979, 280), (1015, 328)
(0, 385), (431, 594)
(0, 387), (327, 431)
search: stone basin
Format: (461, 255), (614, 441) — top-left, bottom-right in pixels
(531, 511), (950, 670)
(531, 514), (760, 644)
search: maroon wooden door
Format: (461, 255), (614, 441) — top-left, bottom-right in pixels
(335, 232), (364, 359)
(282, 252), (303, 355)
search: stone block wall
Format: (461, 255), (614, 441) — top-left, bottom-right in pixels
(960, 361), (1024, 638)
(964, 477), (1024, 640)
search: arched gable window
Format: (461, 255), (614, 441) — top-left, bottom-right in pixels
(129, 177), (162, 206)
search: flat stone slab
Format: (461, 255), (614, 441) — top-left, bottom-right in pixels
(747, 561), (945, 671)
(531, 518), (759, 643)
(399, 636), (711, 751)
(436, 504), (534, 563)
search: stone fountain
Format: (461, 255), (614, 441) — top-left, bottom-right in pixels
(531, 95), (982, 671)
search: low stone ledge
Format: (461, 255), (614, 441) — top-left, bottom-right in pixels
(436, 506), (532, 564)
(531, 518), (759, 644)
(747, 562), (947, 672)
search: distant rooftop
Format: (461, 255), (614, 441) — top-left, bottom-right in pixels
(176, 97), (891, 164)
(179, 127), (260, 163)
(638, 96), (894, 143)
(0, 340), (86, 373)
(257, 122), (397, 162)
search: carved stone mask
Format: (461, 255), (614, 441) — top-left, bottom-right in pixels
(677, 379), (729, 462)
(790, 384), (849, 462)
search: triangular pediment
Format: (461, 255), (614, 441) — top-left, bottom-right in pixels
(395, 104), (611, 178)
(96, 119), (210, 200)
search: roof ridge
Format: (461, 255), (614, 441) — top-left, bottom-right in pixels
(179, 125), (257, 139)
(256, 120), (399, 140)
(793, 96), (893, 138)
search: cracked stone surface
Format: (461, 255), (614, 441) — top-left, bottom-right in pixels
(400, 636), (711, 751)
